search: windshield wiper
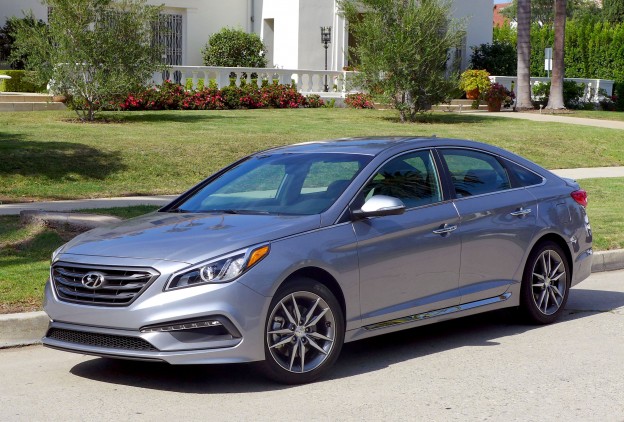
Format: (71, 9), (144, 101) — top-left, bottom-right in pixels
(197, 209), (271, 215)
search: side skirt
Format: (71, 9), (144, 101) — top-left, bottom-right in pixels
(345, 292), (512, 343)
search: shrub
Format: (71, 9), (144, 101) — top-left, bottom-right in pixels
(483, 83), (515, 106)
(0, 16), (47, 70)
(0, 70), (46, 92)
(532, 80), (586, 109)
(118, 82), (311, 111)
(202, 28), (267, 68)
(181, 88), (225, 110)
(614, 82), (624, 111)
(339, 0), (464, 121)
(11, 0), (166, 121)
(220, 85), (242, 109)
(184, 78), (205, 91)
(306, 94), (325, 108)
(459, 69), (491, 93)
(469, 41), (517, 76)
(345, 93), (374, 109)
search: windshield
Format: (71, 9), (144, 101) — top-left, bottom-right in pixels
(177, 153), (372, 215)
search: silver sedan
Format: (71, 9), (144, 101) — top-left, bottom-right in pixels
(43, 137), (593, 383)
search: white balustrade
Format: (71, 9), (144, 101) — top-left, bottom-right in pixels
(490, 75), (615, 102)
(152, 66), (359, 98)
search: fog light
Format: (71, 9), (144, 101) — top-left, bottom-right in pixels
(140, 320), (222, 333)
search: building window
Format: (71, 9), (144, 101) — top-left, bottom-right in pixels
(155, 13), (183, 66)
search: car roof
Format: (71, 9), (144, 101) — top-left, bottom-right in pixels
(257, 137), (490, 156)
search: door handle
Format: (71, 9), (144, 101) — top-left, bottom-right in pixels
(510, 207), (532, 217)
(432, 224), (457, 235)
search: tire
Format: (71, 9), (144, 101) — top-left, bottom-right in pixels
(259, 277), (345, 384)
(520, 241), (571, 324)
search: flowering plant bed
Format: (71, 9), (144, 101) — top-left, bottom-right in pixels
(117, 81), (324, 111)
(345, 93), (374, 109)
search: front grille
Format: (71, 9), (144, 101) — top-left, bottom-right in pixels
(47, 328), (159, 352)
(52, 263), (159, 306)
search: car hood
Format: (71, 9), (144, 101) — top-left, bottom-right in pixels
(59, 212), (321, 264)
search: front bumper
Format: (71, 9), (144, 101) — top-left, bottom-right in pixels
(43, 261), (271, 364)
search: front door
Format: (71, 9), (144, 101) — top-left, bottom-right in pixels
(353, 149), (462, 327)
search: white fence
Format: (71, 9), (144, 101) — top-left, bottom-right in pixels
(152, 66), (359, 98)
(490, 76), (614, 102)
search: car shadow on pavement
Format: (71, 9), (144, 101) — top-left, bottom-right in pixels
(69, 287), (624, 392)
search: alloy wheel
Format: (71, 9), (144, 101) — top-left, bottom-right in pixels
(266, 291), (336, 373)
(530, 249), (567, 316)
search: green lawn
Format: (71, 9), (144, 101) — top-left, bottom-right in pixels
(561, 110), (624, 122)
(2, 109), (624, 201)
(0, 206), (159, 313)
(582, 177), (624, 250)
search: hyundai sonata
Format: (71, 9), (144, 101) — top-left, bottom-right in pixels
(43, 137), (592, 383)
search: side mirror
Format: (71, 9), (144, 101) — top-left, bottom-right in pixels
(351, 195), (406, 220)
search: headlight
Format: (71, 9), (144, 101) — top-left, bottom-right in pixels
(51, 244), (66, 264)
(166, 244), (270, 290)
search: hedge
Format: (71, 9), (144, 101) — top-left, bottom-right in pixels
(0, 70), (46, 92)
(494, 20), (624, 82)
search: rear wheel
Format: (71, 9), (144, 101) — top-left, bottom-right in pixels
(520, 241), (570, 324)
(259, 278), (344, 384)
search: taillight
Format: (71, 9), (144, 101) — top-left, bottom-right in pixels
(571, 189), (587, 207)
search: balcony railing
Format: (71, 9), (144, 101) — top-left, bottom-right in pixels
(152, 66), (359, 98)
(490, 76), (614, 102)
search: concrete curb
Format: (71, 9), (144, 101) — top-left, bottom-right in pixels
(1, 249), (622, 349)
(20, 210), (122, 231)
(0, 195), (176, 216)
(0, 311), (49, 349)
(590, 249), (624, 273)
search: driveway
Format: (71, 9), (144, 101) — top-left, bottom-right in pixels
(1, 270), (623, 421)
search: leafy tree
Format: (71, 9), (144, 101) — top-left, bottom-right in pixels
(0, 16), (47, 70)
(469, 41), (517, 76)
(501, 0), (599, 24)
(603, 0), (624, 23)
(547, 0), (567, 109)
(202, 28), (267, 68)
(11, 0), (165, 121)
(339, 0), (465, 122)
(516, 0), (533, 109)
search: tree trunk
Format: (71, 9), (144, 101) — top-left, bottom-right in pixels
(516, 0), (533, 110)
(547, 0), (567, 109)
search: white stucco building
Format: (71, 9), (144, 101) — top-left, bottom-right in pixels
(1, 0), (493, 71)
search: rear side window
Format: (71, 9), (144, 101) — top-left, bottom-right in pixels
(440, 149), (511, 198)
(504, 160), (544, 187)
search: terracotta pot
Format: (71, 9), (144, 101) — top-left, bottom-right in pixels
(487, 100), (502, 112)
(465, 88), (480, 100)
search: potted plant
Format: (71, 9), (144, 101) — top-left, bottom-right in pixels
(459, 69), (491, 100)
(483, 82), (514, 112)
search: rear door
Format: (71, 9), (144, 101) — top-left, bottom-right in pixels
(437, 148), (539, 304)
(353, 149), (462, 327)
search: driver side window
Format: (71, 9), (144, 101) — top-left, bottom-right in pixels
(362, 150), (442, 209)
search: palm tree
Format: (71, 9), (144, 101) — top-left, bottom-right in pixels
(547, 0), (567, 109)
(516, 0), (533, 110)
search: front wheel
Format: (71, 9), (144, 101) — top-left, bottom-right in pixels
(259, 278), (344, 384)
(520, 241), (570, 324)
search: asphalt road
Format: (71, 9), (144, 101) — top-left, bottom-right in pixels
(1, 270), (623, 422)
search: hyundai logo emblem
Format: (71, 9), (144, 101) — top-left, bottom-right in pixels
(82, 272), (106, 289)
